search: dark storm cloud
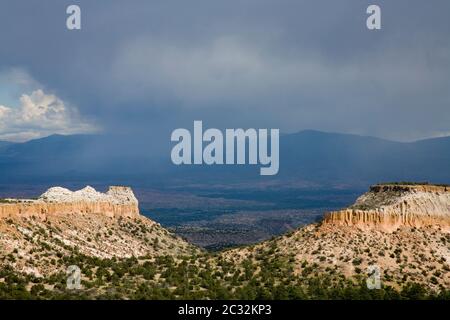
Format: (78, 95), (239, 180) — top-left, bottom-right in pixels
(0, 0), (449, 142)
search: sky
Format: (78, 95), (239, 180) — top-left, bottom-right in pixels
(0, 0), (449, 143)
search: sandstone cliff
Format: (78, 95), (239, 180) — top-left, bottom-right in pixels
(222, 184), (450, 292)
(323, 184), (450, 231)
(0, 186), (139, 219)
(0, 185), (198, 276)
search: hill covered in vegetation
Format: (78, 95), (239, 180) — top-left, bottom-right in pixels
(1, 184), (449, 300)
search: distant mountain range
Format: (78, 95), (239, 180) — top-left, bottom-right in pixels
(1, 130), (449, 187)
(278, 130), (450, 185)
(0, 141), (13, 149)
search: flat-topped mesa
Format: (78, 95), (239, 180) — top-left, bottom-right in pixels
(369, 184), (449, 194)
(323, 183), (450, 231)
(0, 186), (140, 219)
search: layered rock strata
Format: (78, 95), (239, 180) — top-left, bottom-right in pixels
(0, 186), (139, 219)
(323, 184), (450, 231)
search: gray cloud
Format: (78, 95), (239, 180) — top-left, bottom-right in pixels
(0, 0), (449, 142)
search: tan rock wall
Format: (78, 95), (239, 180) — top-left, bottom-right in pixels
(0, 201), (139, 219)
(323, 209), (450, 231)
(323, 184), (450, 231)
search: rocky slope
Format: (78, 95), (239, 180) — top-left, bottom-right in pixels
(323, 184), (450, 231)
(222, 223), (450, 292)
(222, 184), (450, 292)
(0, 186), (198, 277)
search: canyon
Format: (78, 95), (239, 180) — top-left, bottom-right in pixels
(0, 183), (449, 298)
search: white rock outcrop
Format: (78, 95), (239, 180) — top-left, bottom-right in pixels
(39, 185), (138, 205)
(0, 186), (140, 218)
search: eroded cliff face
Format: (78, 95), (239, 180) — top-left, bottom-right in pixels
(0, 185), (197, 274)
(0, 186), (139, 219)
(323, 184), (450, 231)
